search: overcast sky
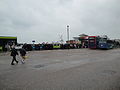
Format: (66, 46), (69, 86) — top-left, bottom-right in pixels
(0, 0), (120, 43)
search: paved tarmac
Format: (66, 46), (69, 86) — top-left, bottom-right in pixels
(0, 49), (120, 90)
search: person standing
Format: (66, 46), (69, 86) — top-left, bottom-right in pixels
(10, 47), (19, 65)
(20, 48), (26, 64)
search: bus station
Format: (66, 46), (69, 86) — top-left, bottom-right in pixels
(0, 35), (120, 90)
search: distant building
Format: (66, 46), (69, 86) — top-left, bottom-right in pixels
(66, 40), (81, 44)
(79, 34), (88, 37)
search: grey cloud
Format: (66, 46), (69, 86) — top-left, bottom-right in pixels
(0, 0), (120, 43)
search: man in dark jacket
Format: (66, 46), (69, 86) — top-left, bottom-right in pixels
(10, 48), (19, 65)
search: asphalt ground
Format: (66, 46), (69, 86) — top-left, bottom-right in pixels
(0, 49), (120, 90)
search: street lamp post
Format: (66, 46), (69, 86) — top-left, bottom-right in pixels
(67, 25), (69, 43)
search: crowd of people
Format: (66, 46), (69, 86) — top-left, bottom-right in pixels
(10, 43), (82, 65)
(22, 43), (82, 51)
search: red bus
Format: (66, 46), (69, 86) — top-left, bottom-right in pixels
(88, 36), (97, 49)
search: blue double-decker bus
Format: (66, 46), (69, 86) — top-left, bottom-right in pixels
(98, 38), (114, 49)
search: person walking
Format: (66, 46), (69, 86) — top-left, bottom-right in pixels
(10, 47), (19, 65)
(20, 48), (26, 64)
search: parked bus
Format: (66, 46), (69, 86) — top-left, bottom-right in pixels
(88, 36), (114, 49)
(98, 38), (114, 49)
(88, 36), (98, 49)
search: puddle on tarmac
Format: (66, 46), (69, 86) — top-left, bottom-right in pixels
(34, 64), (45, 68)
